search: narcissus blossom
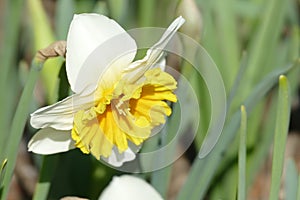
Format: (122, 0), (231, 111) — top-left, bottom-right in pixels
(99, 175), (163, 200)
(28, 13), (185, 167)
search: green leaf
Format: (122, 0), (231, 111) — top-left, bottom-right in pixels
(211, 166), (238, 199)
(0, 59), (43, 200)
(238, 106), (247, 200)
(269, 75), (291, 200)
(0, 159), (7, 187)
(28, 0), (62, 103)
(33, 62), (70, 200)
(246, 93), (277, 188)
(242, 0), (287, 97)
(177, 62), (295, 200)
(0, 0), (24, 163)
(55, 0), (75, 40)
(298, 174), (300, 200)
(150, 69), (199, 198)
(107, 0), (130, 24)
(286, 159), (298, 200)
(33, 155), (60, 200)
(246, 43), (300, 192)
(150, 104), (180, 198)
(138, 0), (156, 27)
(212, 0), (240, 91)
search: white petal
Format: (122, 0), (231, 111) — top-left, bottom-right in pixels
(30, 91), (95, 130)
(28, 128), (75, 155)
(158, 58), (166, 71)
(101, 147), (136, 167)
(144, 16), (185, 64)
(66, 13), (137, 93)
(123, 16), (185, 82)
(99, 175), (163, 200)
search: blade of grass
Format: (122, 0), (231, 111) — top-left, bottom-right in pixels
(208, 107), (247, 200)
(210, 166), (238, 199)
(286, 27), (300, 93)
(32, 63), (69, 200)
(93, 1), (109, 16)
(246, 37), (300, 191)
(155, 0), (180, 27)
(150, 102), (181, 197)
(177, 63), (295, 200)
(269, 75), (291, 200)
(242, 0), (287, 96)
(234, 0), (287, 113)
(0, 0), (23, 86)
(0, 159), (7, 192)
(246, 95), (278, 187)
(196, 0), (239, 92)
(193, 66), (211, 150)
(217, 60), (298, 187)
(207, 53), (249, 170)
(0, 59), (43, 200)
(106, 0), (129, 24)
(0, 0), (24, 161)
(227, 52), (248, 112)
(213, 0), (239, 91)
(298, 174), (300, 200)
(210, 102), (265, 199)
(238, 105), (247, 200)
(33, 155), (60, 200)
(138, 0), (155, 27)
(286, 159), (298, 200)
(196, 1), (222, 75)
(243, 31), (296, 182)
(55, 0), (75, 40)
(28, 0), (62, 104)
(150, 127), (175, 198)
(151, 70), (199, 198)
(233, 1), (261, 19)
(74, 0), (95, 13)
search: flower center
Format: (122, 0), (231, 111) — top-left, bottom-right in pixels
(71, 68), (177, 159)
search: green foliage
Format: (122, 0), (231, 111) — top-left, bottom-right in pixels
(286, 159), (298, 200)
(269, 75), (291, 199)
(238, 106), (247, 200)
(1, 59), (43, 200)
(0, 159), (7, 193)
(0, 0), (299, 199)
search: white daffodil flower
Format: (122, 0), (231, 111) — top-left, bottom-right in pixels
(28, 13), (185, 167)
(99, 175), (163, 200)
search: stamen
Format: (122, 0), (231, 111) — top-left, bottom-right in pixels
(114, 99), (127, 116)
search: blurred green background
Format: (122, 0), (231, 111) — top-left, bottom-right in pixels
(0, 0), (299, 199)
